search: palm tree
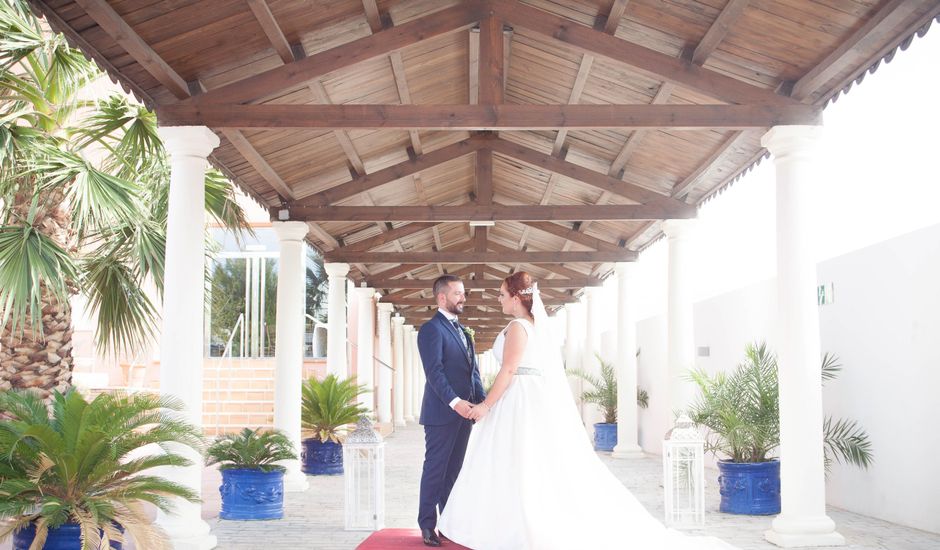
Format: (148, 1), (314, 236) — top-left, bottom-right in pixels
(0, 0), (248, 397)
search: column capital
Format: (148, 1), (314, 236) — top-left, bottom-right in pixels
(614, 262), (634, 278)
(391, 315), (405, 326)
(761, 125), (824, 156)
(272, 221), (309, 242)
(158, 126), (219, 159)
(324, 262), (350, 278)
(584, 286), (603, 299)
(352, 286), (375, 299)
(377, 302), (395, 313)
(661, 218), (698, 239)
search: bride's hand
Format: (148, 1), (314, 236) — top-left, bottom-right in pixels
(469, 402), (490, 421)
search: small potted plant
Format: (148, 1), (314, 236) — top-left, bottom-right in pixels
(206, 428), (297, 520)
(687, 342), (874, 515)
(571, 353), (650, 452)
(0, 389), (203, 549)
(300, 374), (369, 475)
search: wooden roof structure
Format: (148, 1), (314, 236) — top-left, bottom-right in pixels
(32, 0), (940, 349)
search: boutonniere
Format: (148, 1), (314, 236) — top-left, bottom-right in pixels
(463, 326), (475, 344)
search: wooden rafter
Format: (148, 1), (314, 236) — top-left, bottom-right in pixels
(368, 278), (597, 289)
(344, 223), (438, 252)
(246, 0), (294, 64)
(362, 0), (387, 34)
(474, 149), (493, 279)
(324, 250), (636, 264)
(691, 0), (750, 66)
(157, 103), (821, 129)
(188, 2), (485, 105)
(490, 0), (793, 106)
(479, 16), (505, 105)
(598, 0), (630, 35)
(671, 131), (747, 199)
(389, 52), (423, 155)
(286, 203), (695, 222)
(382, 296), (574, 306)
(520, 221), (624, 252)
(220, 129), (294, 199)
(552, 53), (595, 156)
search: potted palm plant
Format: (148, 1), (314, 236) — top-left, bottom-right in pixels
(571, 353), (650, 452)
(300, 374), (369, 475)
(687, 342), (874, 515)
(0, 389), (204, 549)
(206, 428), (297, 520)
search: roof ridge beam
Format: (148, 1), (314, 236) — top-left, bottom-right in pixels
(324, 251), (637, 264)
(286, 204), (695, 222)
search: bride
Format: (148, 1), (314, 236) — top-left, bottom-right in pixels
(437, 271), (736, 550)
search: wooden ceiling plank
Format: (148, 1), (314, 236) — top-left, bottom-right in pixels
(552, 53), (595, 156)
(293, 138), (484, 207)
(521, 221), (624, 252)
(158, 103), (820, 129)
(671, 131), (746, 200)
(188, 2), (486, 105)
(608, 82), (675, 176)
(344, 223), (438, 252)
(491, 0), (794, 106)
(246, 0), (295, 64)
(389, 52), (423, 155)
(73, 0), (189, 100)
(220, 128), (293, 199)
(307, 79), (367, 176)
(691, 0), (750, 66)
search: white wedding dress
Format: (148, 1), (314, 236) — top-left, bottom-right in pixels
(438, 291), (737, 550)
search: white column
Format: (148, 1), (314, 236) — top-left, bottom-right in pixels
(662, 219), (698, 413)
(391, 316), (406, 426)
(376, 302), (394, 423)
(325, 263), (350, 378)
(155, 126), (218, 550)
(412, 331), (423, 417)
(354, 287), (376, 414)
(564, 302), (583, 404)
(402, 325), (415, 423)
(582, 287), (602, 426)
(271, 221), (310, 492)
(612, 263), (644, 458)
(762, 126), (842, 548)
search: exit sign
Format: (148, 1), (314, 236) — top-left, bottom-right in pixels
(818, 283), (834, 305)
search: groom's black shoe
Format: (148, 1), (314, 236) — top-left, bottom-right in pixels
(421, 528), (442, 547)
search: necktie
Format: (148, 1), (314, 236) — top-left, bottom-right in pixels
(451, 319), (468, 349)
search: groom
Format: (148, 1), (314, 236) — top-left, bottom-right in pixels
(416, 275), (486, 547)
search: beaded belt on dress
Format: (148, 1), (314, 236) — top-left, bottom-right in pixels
(515, 367), (541, 376)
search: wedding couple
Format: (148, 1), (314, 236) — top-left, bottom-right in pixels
(415, 272), (736, 550)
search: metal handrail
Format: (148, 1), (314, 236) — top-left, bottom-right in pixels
(347, 339), (394, 371)
(222, 313), (245, 358)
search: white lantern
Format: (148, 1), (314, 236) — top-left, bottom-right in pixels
(663, 414), (705, 528)
(343, 417), (385, 531)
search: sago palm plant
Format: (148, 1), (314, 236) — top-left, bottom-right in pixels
(570, 353), (650, 424)
(0, 0), (248, 397)
(0, 388), (205, 549)
(301, 374), (370, 443)
(206, 428), (297, 473)
(687, 341), (874, 471)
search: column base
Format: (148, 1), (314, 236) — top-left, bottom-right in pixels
(283, 469), (310, 492)
(156, 517), (217, 550)
(405, 416), (415, 423)
(611, 444), (644, 459)
(765, 514), (845, 548)
(394, 420), (407, 427)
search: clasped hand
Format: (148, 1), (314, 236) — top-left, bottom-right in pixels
(454, 399), (491, 421)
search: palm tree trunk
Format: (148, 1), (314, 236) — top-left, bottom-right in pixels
(0, 189), (76, 398)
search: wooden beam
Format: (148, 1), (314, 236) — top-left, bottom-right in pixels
(383, 296), (574, 306)
(188, 2), (484, 105)
(306, 221), (339, 250)
(599, 0), (629, 35)
(287, 203), (695, 222)
(362, 0), (386, 34)
(220, 129), (294, 199)
(323, 250), (636, 263)
(469, 28), (480, 105)
(158, 103), (821, 129)
(691, 0), (750, 66)
(552, 53), (595, 156)
(73, 0), (190, 100)
(489, 138), (689, 207)
(520, 221), (624, 252)
(491, 0), (793, 106)
(476, 149), (494, 205)
(412, 174), (446, 275)
(790, 0), (920, 102)
(389, 52), (423, 155)
(479, 16), (505, 104)
(344, 223), (438, 252)
(367, 278), (599, 289)
(671, 131), (746, 199)
(247, 0), (295, 64)
(608, 82), (675, 176)
(292, 138), (484, 207)
(307, 79), (367, 176)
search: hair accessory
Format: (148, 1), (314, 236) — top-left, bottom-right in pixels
(518, 283), (538, 295)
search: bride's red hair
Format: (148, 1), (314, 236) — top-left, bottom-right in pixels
(503, 271), (535, 317)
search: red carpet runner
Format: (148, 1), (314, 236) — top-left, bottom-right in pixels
(356, 529), (472, 549)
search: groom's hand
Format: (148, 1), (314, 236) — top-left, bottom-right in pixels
(454, 400), (473, 419)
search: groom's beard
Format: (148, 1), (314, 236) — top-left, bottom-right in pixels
(445, 301), (464, 315)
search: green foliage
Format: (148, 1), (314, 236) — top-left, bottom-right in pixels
(687, 341), (874, 471)
(205, 428), (297, 473)
(301, 375), (370, 444)
(0, 0), (250, 356)
(570, 353), (650, 423)
(0, 388), (205, 549)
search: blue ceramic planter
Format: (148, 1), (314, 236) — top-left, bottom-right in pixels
(717, 459), (781, 515)
(219, 468), (285, 520)
(13, 522), (122, 550)
(301, 438), (344, 475)
(593, 423), (617, 452)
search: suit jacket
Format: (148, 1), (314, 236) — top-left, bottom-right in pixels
(417, 312), (486, 426)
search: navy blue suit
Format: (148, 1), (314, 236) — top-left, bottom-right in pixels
(416, 312), (486, 531)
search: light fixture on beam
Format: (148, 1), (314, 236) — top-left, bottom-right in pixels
(468, 220), (495, 227)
